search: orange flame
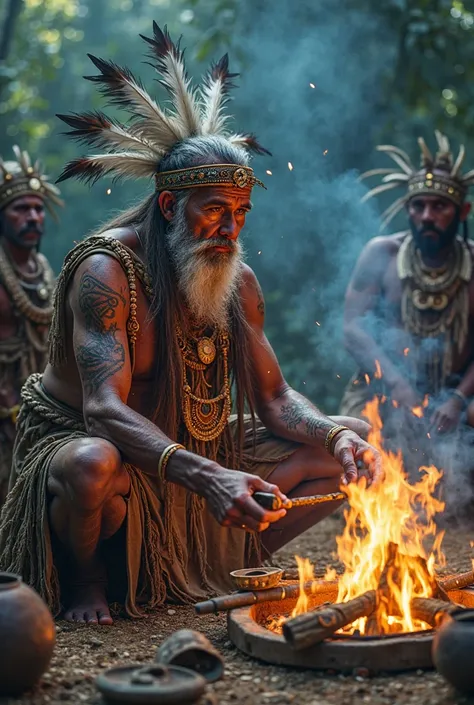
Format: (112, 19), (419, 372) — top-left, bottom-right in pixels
(364, 374), (370, 385)
(288, 397), (444, 635)
(335, 397), (444, 633)
(374, 360), (382, 379)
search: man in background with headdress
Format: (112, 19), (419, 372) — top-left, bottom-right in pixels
(340, 131), (474, 476)
(0, 23), (381, 625)
(0, 147), (62, 505)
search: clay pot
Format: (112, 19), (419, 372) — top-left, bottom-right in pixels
(0, 572), (56, 695)
(432, 608), (474, 694)
(155, 629), (224, 683)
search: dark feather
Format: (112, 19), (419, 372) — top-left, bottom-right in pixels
(238, 134), (272, 156)
(209, 54), (239, 93)
(55, 158), (104, 185)
(84, 54), (146, 110)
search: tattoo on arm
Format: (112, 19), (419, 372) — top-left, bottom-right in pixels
(76, 326), (125, 394)
(76, 272), (127, 393)
(79, 273), (126, 331)
(256, 282), (265, 316)
(279, 400), (333, 437)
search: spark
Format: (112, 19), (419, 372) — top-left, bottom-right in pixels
(266, 169), (273, 175)
(404, 347), (410, 356)
(257, 250), (262, 255)
(106, 188), (112, 195)
(288, 162), (294, 171)
(427, 433), (431, 439)
(374, 360), (382, 379)
(323, 149), (328, 156)
(364, 374), (370, 385)
(336, 374), (341, 379)
(392, 400), (399, 408)
(309, 82), (316, 88)
(315, 321), (321, 326)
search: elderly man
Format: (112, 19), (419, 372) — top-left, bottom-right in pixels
(340, 132), (474, 469)
(0, 147), (62, 505)
(0, 23), (381, 625)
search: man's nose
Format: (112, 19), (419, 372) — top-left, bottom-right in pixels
(27, 209), (40, 222)
(218, 215), (239, 240)
(421, 206), (435, 222)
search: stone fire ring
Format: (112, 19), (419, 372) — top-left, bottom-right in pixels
(227, 584), (474, 674)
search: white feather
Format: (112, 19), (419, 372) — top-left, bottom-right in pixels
(159, 51), (202, 136)
(120, 75), (186, 147)
(200, 75), (231, 135)
(86, 152), (159, 180)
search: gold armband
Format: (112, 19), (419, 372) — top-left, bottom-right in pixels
(158, 443), (185, 483)
(324, 425), (350, 454)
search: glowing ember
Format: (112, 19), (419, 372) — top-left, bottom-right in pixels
(374, 359), (382, 379)
(309, 82), (316, 88)
(106, 188), (112, 195)
(323, 149), (328, 155)
(266, 170), (273, 175)
(412, 396), (429, 418)
(364, 373), (370, 385)
(404, 347), (410, 356)
(288, 162), (294, 171)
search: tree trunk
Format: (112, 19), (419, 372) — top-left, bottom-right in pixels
(0, 0), (24, 62)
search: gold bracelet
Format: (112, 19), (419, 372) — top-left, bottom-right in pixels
(158, 443), (185, 483)
(324, 425), (350, 454)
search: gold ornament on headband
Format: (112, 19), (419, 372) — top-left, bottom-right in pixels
(0, 146), (64, 219)
(56, 22), (270, 189)
(360, 130), (474, 230)
(154, 164), (265, 191)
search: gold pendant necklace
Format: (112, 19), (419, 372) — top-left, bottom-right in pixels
(176, 325), (231, 443)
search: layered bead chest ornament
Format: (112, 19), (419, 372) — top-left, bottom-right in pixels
(176, 325), (231, 443)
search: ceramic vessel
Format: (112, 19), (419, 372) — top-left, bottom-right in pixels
(432, 608), (474, 693)
(0, 572), (56, 695)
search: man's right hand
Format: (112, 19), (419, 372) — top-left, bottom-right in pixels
(204, 470), (288, 532)
(389, 378), (420, 409)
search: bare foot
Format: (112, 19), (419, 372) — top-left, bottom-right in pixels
(64, 582), (113, 625)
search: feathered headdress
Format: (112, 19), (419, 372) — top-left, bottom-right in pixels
(0, 146), (63, 220)
(56, 22), (270, 191)
(360, 130), (474, 230)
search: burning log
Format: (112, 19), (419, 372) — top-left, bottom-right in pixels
(282, 590), (376, 650)
(439, 571), (474, 593)
(411, 597), (463, 628)
(194, 579), (338, 615)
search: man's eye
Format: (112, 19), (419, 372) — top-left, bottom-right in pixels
(209, 207), (222, 213)
(236, 209), (246, 215)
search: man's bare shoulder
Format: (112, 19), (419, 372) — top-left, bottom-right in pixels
(93, 226), (139, 252)
(359, 231), (407, 259)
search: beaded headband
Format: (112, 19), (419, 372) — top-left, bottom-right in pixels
(360, 130), (474, 230)
(154, 164), (265, 191)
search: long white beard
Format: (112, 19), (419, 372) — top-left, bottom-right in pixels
(166, 197), (243, 329)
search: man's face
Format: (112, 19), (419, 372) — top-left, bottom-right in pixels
(407, 195), (461, 258)
(0, 195), (45, 250)
(162, 185), (252, 328)
(184, 185), (252, 252)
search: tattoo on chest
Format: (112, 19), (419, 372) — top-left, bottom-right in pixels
(76, 326), (125, 394)
(279, 400), (333, 437)
(79, 273), (126, 331)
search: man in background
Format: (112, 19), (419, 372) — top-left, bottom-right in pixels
(0, 146), (62, 505)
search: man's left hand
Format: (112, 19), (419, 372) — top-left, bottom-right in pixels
(332, 430), (383, 486)
(430, 398), (463, 434)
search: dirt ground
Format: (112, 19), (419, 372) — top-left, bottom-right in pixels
(10, 510), (474, 705)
